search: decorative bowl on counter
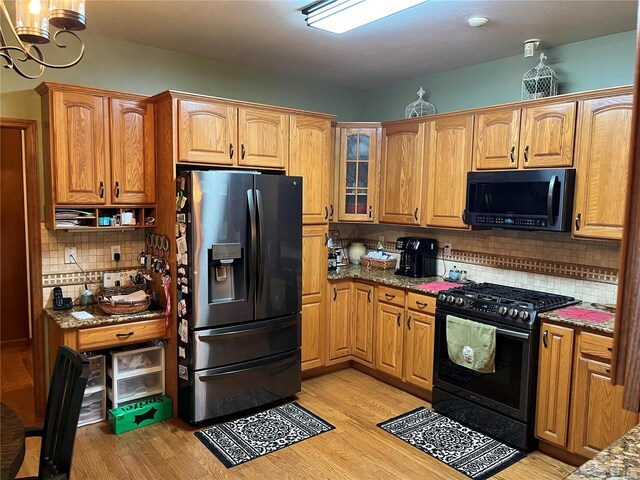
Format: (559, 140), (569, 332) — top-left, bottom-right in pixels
(360, 255), (397, 270)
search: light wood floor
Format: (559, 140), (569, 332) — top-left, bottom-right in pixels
(16, 367), (575, 479)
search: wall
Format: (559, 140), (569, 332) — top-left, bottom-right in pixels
(361, 30), (637, 121)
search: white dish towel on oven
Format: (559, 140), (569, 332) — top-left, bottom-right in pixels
(446, 315), (496, 373)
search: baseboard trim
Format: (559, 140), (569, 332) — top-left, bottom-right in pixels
(538, 440), (588, 467)
(0, 338), (31, 348)
(302, 361), (350, 380)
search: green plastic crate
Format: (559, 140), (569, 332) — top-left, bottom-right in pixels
(108, 395), (172, 434)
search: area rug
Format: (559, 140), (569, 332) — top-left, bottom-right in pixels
(378, 407), (526, 479)
(195, 402), (335, 468)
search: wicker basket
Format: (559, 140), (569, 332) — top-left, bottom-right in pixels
(360, 255), (397, 270)
(97, 284), (151, 315)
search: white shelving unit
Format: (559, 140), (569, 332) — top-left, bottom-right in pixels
(79, 354), (107, 427)
(107, 345), (165, 409)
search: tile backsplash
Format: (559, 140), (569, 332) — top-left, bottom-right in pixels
(40, 223), (145, 308)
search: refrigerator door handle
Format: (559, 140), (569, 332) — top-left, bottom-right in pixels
(256, 189), (266, 298)
(247, 189), (257, 302)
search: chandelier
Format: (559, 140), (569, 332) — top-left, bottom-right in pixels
(1, 0), (86, 79)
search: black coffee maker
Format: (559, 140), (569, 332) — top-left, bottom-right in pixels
(395, 237), (438, 277)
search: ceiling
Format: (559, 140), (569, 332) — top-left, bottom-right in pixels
(88, 0), (637, 89)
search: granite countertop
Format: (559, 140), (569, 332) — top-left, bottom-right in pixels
(538, 302), (615, 335)
(566, 423), (640, 479)
(44, 304), (165, 329)
(328, 264), (456, 296)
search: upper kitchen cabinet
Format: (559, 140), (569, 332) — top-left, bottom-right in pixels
(379, 122), (425, 225)
(290, 115), (332, 224)
(110, 98), (156, 204)
(37, 83), (157, 221)
(45, 89), (109, 205)
(334, 124), (380, 222)
(573, 94), (633, 240)
(473, 108), (521, 170)
(520, 101), (576, 168)
(177, 100), (237, 166)
(237, 108), (289, 169)
(424, 114), (473, 229)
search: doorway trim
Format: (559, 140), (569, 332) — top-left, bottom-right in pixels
(1, 118), (45, 415)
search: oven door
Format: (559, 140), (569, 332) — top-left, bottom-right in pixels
(433, 309), (537, 422)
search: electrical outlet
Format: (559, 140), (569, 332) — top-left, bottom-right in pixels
(443, 243), (452, 256)
(64, 247), (77, 264)
(111, 245), (121, 261)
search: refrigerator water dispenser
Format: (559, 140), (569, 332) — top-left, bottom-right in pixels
(209, 243), (243, 303)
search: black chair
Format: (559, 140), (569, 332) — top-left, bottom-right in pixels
(20, 346), (90, 480)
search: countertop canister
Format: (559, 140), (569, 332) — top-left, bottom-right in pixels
(348, 242), (366, 265)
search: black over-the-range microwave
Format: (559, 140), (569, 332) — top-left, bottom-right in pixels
(463, 168), (576, 232)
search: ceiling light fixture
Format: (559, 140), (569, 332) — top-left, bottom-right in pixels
(302, 0), (429, 35)
(1, 0), (87, 79)
(467, 17), (488, 28)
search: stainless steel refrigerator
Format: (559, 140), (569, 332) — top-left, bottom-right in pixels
(176, 170), (302, 424)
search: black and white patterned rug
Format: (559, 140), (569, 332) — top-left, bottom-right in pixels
(378, 407), (526, 479)
(195, 402), (335, 468)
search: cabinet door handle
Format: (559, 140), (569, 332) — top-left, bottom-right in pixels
(416, 301), (428, 308)
(385, 293), (396, 300)
(605, 368), (611, 374)
(324, 206), (329, 220)
(99, 181), (104, 199)
(543, 330), (548, 348)
(115, 181), (120, 198)
(230, 143), (234, 159)
(241, 143), (246, 159)
(575, 213), (581, 231)
(116, 331), (134, 338)
(367, 290), (371, 303)
(330, 204), (334, 217)
(369, 205), (372, 218)
(396, 312), (401, 326)
(524, 145), (529, 163)
(333, 287), (337, 301)
(509, 146), (515, 164)
(607, 346), (613, 352)
(414, 208), (419, 221)
(407, 315), (412, 330)
(324, 233), (328, 246)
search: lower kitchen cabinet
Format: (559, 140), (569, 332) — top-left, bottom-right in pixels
(352, 283), (374, 365)
(301, 300), (325, 371)
(404, 311), (434, 390)
(536, 323), (574, 447)
(328, 281), (352, 361)
(375, 300), (405, 379)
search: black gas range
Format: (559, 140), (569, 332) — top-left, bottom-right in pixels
(435, 282), (579, 329)
(433, 282), (578, 450)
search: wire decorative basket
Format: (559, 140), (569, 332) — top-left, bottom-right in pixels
(405, 86), (436, 118)
(97, 284), (151, 315)
(360, 255), (397, 270)
(521, 53), (558, 100)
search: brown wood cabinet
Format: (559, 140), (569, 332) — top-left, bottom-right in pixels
(237, 108), (289, 169)
(536, 322), (574, 447)
(328, 281), (352, 361)
(301, 225), (328, 371)
(375, 300), (405, 378)
(352, 283), (374, 365)
(569, 332), (639, 458)
(334, 126), (380, 222)
(424, 115), (473, 229)
(379, 122), (425, 225)
(473, 108), (521, 170)
(403, 310), (434, 390)
(520, 101), (576, 168)
(48, 90), (109, 205)
(573, 95), (634, 240)
(110, 98), (156, 204)
(290, 115), (332, 224)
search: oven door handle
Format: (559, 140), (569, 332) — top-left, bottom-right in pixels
(547, 175), (558, 226)
(496, 328), (530, 340)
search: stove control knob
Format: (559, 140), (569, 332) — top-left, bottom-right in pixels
(519, 311), (530, 321)
(455, 297), (464, 305)
(446, 295), (455, 304)
(508, 308), (519, 318)
(498, 306), (508, 316)
(438, 293), (447, 302)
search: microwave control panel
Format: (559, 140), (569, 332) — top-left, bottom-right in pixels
(474, 216), (547, 228)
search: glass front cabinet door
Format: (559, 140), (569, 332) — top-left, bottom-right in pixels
(337, 127), (379, 222)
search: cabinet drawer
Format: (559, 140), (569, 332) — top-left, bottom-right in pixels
(406, 292), (436, 315)
(579, 332), (613, 363)
(111, 345), (165, 379)
(111, 371), (164, 406)
(78, 388), (106, 427)
(86, 355), (105, 390)
(78, 317), (167, 351)
(377, 286), (405, 307)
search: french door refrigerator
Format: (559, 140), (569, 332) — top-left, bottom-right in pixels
(176, 170), (302, 424)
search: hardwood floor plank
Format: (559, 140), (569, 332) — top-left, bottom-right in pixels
(15, 368), (576, 479)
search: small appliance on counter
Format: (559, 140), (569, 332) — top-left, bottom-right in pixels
(395, 237), (438, 277)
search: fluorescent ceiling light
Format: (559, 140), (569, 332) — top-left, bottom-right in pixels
(302, 0), (429, 34)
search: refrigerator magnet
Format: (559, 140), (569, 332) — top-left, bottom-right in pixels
(179, 365), (188, 381)
(176, 236), (187, 255)
(182, 285), (189, 294)
(178, 346), (186, 359)
(180, 319), (188, 342)
(176, 213), (186, 223)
